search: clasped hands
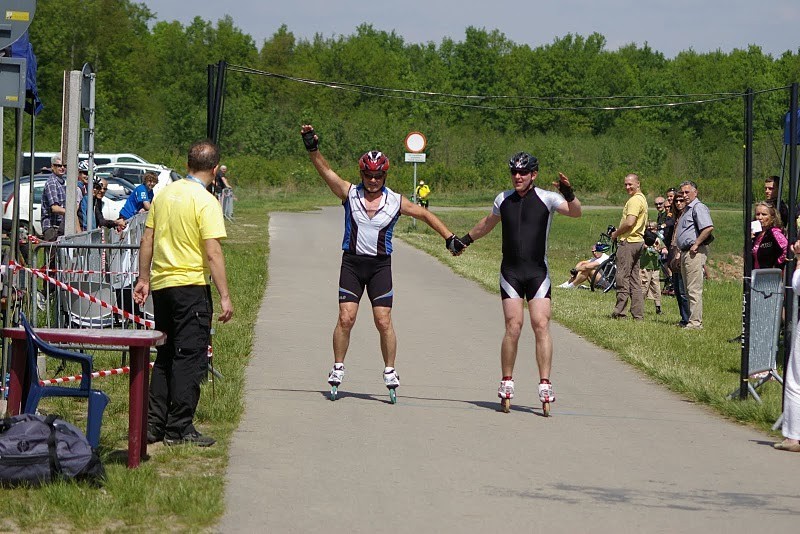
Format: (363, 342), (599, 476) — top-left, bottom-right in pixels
(445, 233), (473, 256)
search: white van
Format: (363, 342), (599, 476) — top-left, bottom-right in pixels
(23, 152), (149, 175)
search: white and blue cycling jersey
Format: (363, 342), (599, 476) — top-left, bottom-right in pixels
(342, 184), (402, 256)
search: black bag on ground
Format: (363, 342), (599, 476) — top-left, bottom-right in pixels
(0, 413), (104, 487)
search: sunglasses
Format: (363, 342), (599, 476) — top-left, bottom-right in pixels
(510, 169), (531, 176)
(655, 202), (664, 206)
(53, 163), (66, 168)
(362, 171), (386, 180)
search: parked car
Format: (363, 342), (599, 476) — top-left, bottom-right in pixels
(94, 173), (137, 198)
(2, 174), (125, 235)
(95, 163), (181, 197)
(23, 152), (149, 176)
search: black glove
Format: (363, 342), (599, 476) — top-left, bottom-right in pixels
(460, 233), (473, 246)
(302, 128), (319, 152)
(557, 181), (575, 202)
(446, 235), (468, 255)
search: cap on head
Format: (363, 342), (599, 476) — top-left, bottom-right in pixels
(508, 152), (539, 173)
(594, 242), (609, 253)
(359, 150), (390, 173)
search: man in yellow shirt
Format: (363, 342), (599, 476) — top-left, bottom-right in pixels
(610, 173), (648, 320)
(134, 140), (233, 447)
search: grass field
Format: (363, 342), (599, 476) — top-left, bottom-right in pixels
(0, 187), (783, 531)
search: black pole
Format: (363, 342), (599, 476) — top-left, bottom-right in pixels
(211, 60), (227, 145)
(207, 64), (217, 140)
(740, 88), (754, 400)
(783, 83), (799, 409)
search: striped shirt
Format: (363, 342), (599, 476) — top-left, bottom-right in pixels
(342, 184), (402, 256)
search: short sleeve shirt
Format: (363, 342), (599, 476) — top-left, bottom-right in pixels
(618, 192), (648, 243)
(147, 178), (226, 291)
(119, 184), (154, 220)
(675, 198), (713, 251)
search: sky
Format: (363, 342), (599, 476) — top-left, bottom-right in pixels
(140, 0), (799, 59)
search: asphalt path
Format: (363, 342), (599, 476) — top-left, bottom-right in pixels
(221, 206), (800, 533)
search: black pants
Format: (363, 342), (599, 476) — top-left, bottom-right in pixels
(148, 285), (212, 439)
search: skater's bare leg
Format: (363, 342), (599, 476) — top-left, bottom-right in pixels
(528, 298), (553, 379)
(333, 302), (359, 363)
(372, 306), (397, 368)
(501, 298), (525, 376)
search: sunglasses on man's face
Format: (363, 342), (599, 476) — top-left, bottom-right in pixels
(655, 202), (664, 206)
(362, 171), (386, 180)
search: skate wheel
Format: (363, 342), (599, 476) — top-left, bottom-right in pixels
(330, 385), (338, 401)
(542, 402), (550, 417)
(501, 398), (511, 413)
(389, 389), (397, 404)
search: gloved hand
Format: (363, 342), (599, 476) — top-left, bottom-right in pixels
(552, 172), (575, 202)
(301, 127), (319, 152)
(446, 234), (468, 256)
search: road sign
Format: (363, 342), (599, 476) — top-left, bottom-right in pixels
(405, 153), (426, 163)
(0, 0), (36, 50)
(404, 131), (426, 153)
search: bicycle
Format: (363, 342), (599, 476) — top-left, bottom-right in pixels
(590, 226), (618, 293)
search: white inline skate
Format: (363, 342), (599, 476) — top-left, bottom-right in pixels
(538, 379), (555, 417)
(383, 367), (400, 404)
(328, 363), (345, 401)
(498, 377), (514, 413)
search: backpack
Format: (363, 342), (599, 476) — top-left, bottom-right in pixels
(0, 414), (104, 487)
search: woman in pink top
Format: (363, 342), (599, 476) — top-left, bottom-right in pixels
(752, 202), (788, 269)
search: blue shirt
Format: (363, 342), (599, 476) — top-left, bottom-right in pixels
(119, 184), (154, 220)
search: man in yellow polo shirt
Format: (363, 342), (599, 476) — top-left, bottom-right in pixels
(133, 140), (233, 447)
(610, 173), (648, 320)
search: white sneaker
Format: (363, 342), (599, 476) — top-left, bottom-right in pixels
(538, 381), (555, 403)
(328, 364), (345, 386)
(557, 282), (572, 288)
(383, 367), (400, 388)
(498, 379), (515, 399)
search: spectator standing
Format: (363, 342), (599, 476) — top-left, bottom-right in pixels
(133, 140), (233, 447)
(79, 177), (126, 232)
(764, 175), (789, 230)
(640, 225), (663, 315)
(675, 180), (714, 330)
(119, 172), (158, 220)
(655, 196), (667, 228)
(774, 239), (800, 453)
(610, 173), (648, 320)
(40, 155), (68, 241)
(752, 201), (788, 269)
(665, 193), (691, 326)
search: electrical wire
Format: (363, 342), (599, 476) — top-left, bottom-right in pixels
(228, 64), (751, 111)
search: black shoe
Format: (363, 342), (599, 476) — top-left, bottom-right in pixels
(147, 426), (164, 444)
(164, 431), (216, 447)
(656, 306), (662, 315)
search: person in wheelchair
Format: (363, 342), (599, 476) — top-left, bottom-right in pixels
(558, 241), (610, 289)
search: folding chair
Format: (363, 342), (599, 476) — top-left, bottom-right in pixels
(19, 312), (110, 449)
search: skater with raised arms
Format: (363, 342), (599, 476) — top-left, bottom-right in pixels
(449, 152), (582, 414)
(300, 124), (464, 403)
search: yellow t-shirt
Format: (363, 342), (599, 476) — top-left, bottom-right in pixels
(417, 184), (430, 199)
(618, 192), (648, 243)
(146, 178), (227, 291)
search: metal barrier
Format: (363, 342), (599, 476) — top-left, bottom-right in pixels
(32, 212), (149, 330)
(728, 268), (785, 402)
(220, 187), (234, 220)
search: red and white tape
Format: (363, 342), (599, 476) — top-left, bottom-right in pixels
(9, 260), (154, 328)
(30, 267), (138, 276)
(39, 361), (155, 386)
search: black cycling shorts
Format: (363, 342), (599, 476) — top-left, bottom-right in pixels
(499, 264), (551, 301)
(338, 252), (393, 307)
